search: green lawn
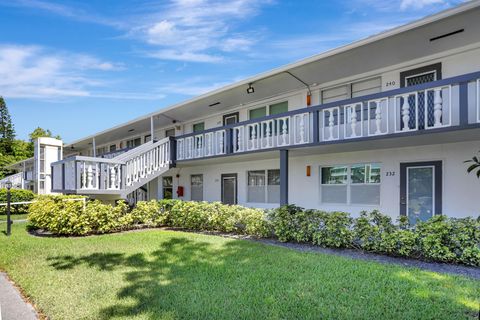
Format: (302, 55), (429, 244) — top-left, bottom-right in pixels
(0, 213), (28, 221)
(0, 223), (479, 320)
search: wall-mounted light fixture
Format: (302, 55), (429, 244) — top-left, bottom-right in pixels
(128, 129), (135, 132)
(306, 165), (311, 177)
(246, 83), (255, 94)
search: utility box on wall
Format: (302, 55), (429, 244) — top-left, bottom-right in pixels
(34, 137), (63, 194)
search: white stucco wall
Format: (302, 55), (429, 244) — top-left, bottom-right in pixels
(161, 140), (480, 219)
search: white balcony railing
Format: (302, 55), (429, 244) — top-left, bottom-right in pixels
(174, 72), (480, 161)
(52, 137), (173, 194)
(177, 130), (226, 160)
(0, 172), (26, 189)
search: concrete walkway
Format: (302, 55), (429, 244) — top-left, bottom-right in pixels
(0, 272), (38, 320)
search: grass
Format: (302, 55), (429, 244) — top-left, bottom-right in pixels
(0, 213), (28, 221)
(0, 223), (479, 320)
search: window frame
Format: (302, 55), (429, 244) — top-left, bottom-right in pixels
(192, 122), (205, 133)
(162, 176), (173, 199)
(400, 63), (442, 88)
(165, 128), (176, 138)
(319, 163), (381, 206)
(246, 169), (280, 204)
(247, 100), (289, 120)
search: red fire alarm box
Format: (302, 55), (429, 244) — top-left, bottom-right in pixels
(176, 186), (184, 197)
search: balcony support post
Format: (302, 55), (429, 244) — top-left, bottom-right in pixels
(225, 129), (233, 154)
(150, 116), (155, 142)
(459, 81), (468, 126)
(169, 136), (177, 167)
(280, 149), (289, 206)
(312, 110), (319, 144)
(92, 137), (96, 157)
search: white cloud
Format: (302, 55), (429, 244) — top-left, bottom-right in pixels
(0, 44), (158, 100)
(130, 0), (272, 63)
(1, 0), (122, 27)
(400, 0), (446, 10)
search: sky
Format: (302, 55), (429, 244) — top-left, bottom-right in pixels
(0, 0), (466, 143)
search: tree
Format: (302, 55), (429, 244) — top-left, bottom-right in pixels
(0, 96), (16, 155)
(29, 127), (61, 142)
(465, 151), (480, 178)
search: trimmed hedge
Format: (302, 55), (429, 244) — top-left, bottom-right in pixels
(268, 205), (480, 266)
(0, 188), (35, 215)
(26, 196), (479, 266)
(27, 196), (271, 238)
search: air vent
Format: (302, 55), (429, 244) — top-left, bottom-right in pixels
(209, 102), (221, 107)
(430, 29), (464, 42)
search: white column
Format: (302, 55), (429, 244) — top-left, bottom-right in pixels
(92, 137), (96, 157)
(150, 116), (155, 141)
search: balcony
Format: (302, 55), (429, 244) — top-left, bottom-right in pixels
(176, 71), (480, 161)
(51, 137), (174, 197)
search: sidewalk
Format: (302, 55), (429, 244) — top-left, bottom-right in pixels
(0, 272), (38, 320)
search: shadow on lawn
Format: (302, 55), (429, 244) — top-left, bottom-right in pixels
(47, 236), (479, 320)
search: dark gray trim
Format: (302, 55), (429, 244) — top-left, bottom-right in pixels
(280, 150), (289, 206)
(169, 136), (177, 167)
(312, 110), (319, 144)
(62, 163), (65, 190)
(176, 122), (480, 163)
(400, 161), (442, 217)
(459, 81), (469, 125)
(400, 63), (442, 87)
(221, 173), (237, 205)
(225, 129), (233, 154)
(223, 112), (239, 125)
(176, 70), (480, 140)
(50, 165), (54, 192)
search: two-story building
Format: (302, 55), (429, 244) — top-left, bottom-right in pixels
(7, 2), (480, 223)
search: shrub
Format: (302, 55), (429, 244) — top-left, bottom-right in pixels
(0, 188), (35, 215)
(269, 206), (479, 266)
(27, 196), (479, 266)
(416, 216), (480, 265)
(268, 206), (329, 243)
(27, 196), (271, 238)
(353, 210), (395, 252)
(27, 195), (90, 235)
(313, 211), (353, 248)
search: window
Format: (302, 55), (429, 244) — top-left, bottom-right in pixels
(190, 174), (203, 201)
(320, 163), (380, 205)
(321, 77), (381, 103)
(247, 169), (280, 203)
(126, 138), (141, 148)
(249, 106), (267, 119)
(269, 101), (288, 115)
(109, 144), (117, 152)
(193, 122), (205, 132)
(144, 134), (151, 143)
(96, 146), (109, 156)
(321, 166), (348, 204)
(165, 128), (175, 137)
(248, 101), (289, 120)
(400, 63), (441, 87)
(162, 176), (173, 199)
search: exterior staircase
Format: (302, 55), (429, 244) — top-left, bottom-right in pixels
(51, 137), (175, 199)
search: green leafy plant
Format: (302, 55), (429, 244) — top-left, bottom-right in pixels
(465, 151), (480, 178)
(0, 188), (35, 214)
